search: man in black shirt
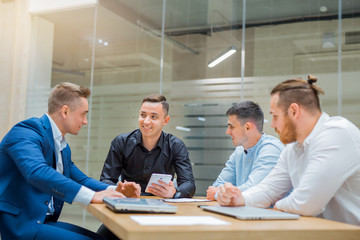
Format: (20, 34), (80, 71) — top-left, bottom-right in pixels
(100, 94), (195, 198)
(97, 94), (196, 240)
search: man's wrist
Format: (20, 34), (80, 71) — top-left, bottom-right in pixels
(214, 190), (220, 200)
(172, 188), (181, 199)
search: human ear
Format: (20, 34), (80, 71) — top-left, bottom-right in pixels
(61, 105), (69, 118)
(245, 122), (252, 131)
(288, 103), (299, 118)
(163, 115), (170, 125)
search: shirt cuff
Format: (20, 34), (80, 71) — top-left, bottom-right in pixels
(214, 190), (219, 200)
(242, 191), (251, 206)
(73, 186), (95, 206)
(172, 187), (181, 198)
(107, 185), (117, 190)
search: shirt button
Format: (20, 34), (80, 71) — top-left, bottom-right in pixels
(45, 201), (49, 205)
(37, 220), (41, 224)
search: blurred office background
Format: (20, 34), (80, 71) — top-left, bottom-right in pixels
(1, 0), (359, 232)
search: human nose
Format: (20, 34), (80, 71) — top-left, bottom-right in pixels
(226, 127), (231, 135)
(144, 116), (151, 124)
(83, 116), (88, 125)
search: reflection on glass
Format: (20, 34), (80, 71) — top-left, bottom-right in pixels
(25, 0), (360, 232)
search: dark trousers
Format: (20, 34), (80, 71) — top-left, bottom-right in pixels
(97, 224), (121, 240)
(35, 221), (106, 240)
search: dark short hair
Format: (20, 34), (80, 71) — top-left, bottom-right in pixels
(270, 75), (324, 113)
(48, 82), (90, 114)
(226, 101), (264, 132)
(142, 94), (169, 115)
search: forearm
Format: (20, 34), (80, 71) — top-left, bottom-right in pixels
(242, 160), (292, 208)
(175, 181), (196, 198)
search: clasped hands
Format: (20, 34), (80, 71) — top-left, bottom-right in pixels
(215, 182), (245, 207)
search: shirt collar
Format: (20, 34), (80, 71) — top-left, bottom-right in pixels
(245, 133), (265, 155)
(46, 114), (67, 151)
(136, 130), (164, 150)
(303, 112), (329, 147)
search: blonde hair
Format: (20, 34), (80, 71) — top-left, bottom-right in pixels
(48, 82), (90, 113)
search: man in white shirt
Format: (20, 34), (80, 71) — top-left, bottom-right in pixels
(0, 82), (140, 240)
(217, 75), (360, 225)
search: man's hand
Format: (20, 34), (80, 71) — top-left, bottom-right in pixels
(91, 189), (125, 203)
(206, 186), (220, 200)
(116, 181), (141, 198)
(217, 182), (245, 207)
(147, 180), (176, 198)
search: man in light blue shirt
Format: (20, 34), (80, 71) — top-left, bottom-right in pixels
(207, 101), (284, 200)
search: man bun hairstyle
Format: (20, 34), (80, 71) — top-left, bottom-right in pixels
(270, 75), (324, 113)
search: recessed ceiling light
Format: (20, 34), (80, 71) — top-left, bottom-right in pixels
(320, 6), (328, 13)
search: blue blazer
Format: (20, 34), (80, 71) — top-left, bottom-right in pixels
(0, 115), (109, 240)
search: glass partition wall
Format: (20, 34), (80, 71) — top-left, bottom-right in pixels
(30, 0), (360, 231)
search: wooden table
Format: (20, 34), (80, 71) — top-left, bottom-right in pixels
(86, 199), (360, 240)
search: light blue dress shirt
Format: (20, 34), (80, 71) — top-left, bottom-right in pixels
(213, 134), (284, 198)
(46, 114), (96, 207)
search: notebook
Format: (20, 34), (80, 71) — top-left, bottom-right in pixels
(103, 197), (178, 213)
(200, 205), (300, 220)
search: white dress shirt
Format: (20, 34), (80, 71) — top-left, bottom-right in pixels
(46, 114), (95, 206)
(243, 112), (360, 225)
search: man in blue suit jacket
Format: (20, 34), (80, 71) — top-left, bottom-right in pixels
(0, 82), (140, 240)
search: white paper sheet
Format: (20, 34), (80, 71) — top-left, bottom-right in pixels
(130, 216), (231, 226)
(162, 198), (211, 203)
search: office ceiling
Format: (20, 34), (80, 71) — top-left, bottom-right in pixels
(39, 0), (360, 83)
(113, 0), (360, 36)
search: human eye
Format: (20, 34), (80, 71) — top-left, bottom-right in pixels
(151, 115), (159, 120)
(140, 113), (146, 118)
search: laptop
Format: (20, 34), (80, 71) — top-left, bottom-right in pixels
(200, 205), (300, 220)
(103, 197), (178, 213)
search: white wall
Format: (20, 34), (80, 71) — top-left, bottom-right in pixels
(0, 0), (31, 138)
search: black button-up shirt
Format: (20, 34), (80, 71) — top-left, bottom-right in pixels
(100, 129), (196, 198)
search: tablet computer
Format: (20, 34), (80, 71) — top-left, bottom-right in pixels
(104, 197), (177, 213)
